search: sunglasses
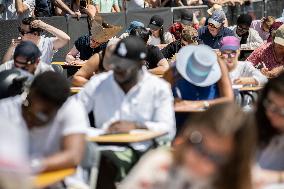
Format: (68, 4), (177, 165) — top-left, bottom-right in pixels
(263, 99), (284, 117)
(237, 25), (249, 32)
(208, 23), (219, 29)
(221, 52), (237, 59)
(18, 27), (34, 35)
(186, 131), (229, 166)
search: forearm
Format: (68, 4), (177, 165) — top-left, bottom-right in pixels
(148, 65), (168, 75)
(15, 0), (28, 14)
(66, 54), (76, 63)
(72, 75), (89, 87)
(42, 22), (70, 41)
(54, 0), (75, 14)
(2, 46), (15, 64)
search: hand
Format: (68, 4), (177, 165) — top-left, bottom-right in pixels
(72, 11), (81, 20)
(30, 20), (47, 29)
(261, 66), (283, 78)
(11, 37), (22, 47)
(69, 60), (86, 65)
(252, 166), (280, 189)
(108, 121), (138, 134)
(234, 77), (256, 85)
(82, 4), (96, 18)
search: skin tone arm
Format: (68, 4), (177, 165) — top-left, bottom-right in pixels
(65, 45), (86, 64)
(2, 38), (22, 63)
(15, 0), (29, 14)
(113, 4), (120, 12)
(53, 0), (81, 17)
(72, 53), (100, 87)
(253, 166), (284, 188)
(148, 58), (169, 75)
(40, 134), (86, 172)
(31, 20), (70, 50)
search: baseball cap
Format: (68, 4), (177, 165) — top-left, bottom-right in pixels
(220, 36), (240, 51)
(148, 15), (164, 30)
(112, 36), (147, 62)
(126, 21), (145, 33)
(274, 25), (284, 46)
(208, 10), (226, 28)
(13, 41), (41, 65)
(180, 9), (193, 25)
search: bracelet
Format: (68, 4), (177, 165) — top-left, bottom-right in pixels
(203, 101), (210, 109)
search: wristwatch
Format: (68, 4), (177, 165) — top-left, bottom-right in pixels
(203, 101), (210, 109)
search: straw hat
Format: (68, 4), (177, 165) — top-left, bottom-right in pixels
(207, 4), (223, 15)
(90, 16), (122, 43)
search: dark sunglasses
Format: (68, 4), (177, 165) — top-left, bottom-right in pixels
(263, 99), (284, 117)
(221, 51), (237, 58)
(208, 23), (218, 29)
(186, 131), (229, 166)
(18, 27), (34, 35)
(237, 25), (249, 32)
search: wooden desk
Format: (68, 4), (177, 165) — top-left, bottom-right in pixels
(33, 168), (76, 188)
(52, 62), (83, 67)
(70, 87), (83, 94)
(88, 131), (167, 144)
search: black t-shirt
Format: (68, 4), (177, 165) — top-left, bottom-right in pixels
(74, 34), (107, 60)
(161, 40), (182, 59)
(145, 45), (165, 69)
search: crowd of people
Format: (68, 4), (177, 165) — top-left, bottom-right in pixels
(1, 2), (284, 189)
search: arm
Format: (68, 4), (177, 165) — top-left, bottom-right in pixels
(15, 0), (30, 14)
(113, 4), (120, 12)
(72, 53), (100, 87)
(41, 134), (86, 172)
(31, 20), (70, 50)
(253, 165), (284, 188)
(148, 58), (169, 75)
(66, 45), (79, 63)
(246, 48), (262, 67)
(2, 38), (21, 64)
(53, 0), (81, 16)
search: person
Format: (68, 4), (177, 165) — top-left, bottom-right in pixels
(72, 38), (120, 87)
(2, 17), (70, 64)
(219, 36), (267, 86)
(76, 37), (175, 188)
(168, 22), (183, 41)
(129, 27), (169, 75)
(0, 71), (89, 187)
(119, 102), (256, 189)
(163, 44), (233, 118)
(199, 4), (228, 27)
(198, 9), (234, 49)
(119, 20), (145, 39)
(254, 73), (284, 187)
(247, 25), (284, 78)
(0, 0), (34, 20)
(94, 0), (120, 13)
(147, 15), (173, 48)
(267, 22), (283, 43)
(65, 18), (121, 64)
(251, 16), (276, 41)
(0, 41), (54, 75)
(230, 14), (263, 49)
(162, 25), (198, 60)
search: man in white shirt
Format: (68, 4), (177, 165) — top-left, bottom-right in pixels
(0, 41), (53, 75)
(0, 72), (89, 187)
(77, 36), (175, 188)
(0, 0), (34, 20)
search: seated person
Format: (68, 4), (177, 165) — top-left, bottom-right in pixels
(198, 10), (234, 49)
(0, 41), (53, 75)
(267, 22), (283, 42)
(164, 44), (233, 112)
(119, 103), (256, 189)
(200, 4), (228, 27)
(2, 17), (70, 64)
(230, 14), (263, 49)
(0, 72), (89, 187)
(162, 25), (198, 60)
(72, 38), (120, 87)
(77, 37), (175, 189)
(254, 73), (284, 187)
(65, 18), (121, 64)
(251, 16), (276, 41)
(247, 25), (284, 78)
(219, 36), (267, 86)
(129, 27), (169, 75)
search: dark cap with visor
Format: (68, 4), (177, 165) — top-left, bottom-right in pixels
(13, 41), (41, 65)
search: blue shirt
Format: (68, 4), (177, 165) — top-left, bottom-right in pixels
(198, 26), (234, 49)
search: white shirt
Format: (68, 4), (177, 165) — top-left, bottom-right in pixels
(38, 36), (56, 64)
(77, 70), (176, 140)
(148, 32), (174, 46)
(0, 60), (54, 75)
(0, 96), (89, 157)
(229, 61), (268, 86)
(0, 0), (34, 20)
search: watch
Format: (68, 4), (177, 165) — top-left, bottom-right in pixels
(203, 101), (210, 109)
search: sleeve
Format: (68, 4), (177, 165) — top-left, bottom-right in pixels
(164, 32), (174, 44)
(143, 81), (176, 140)
(23, 0), (35, 11)
(113, 0), (119, 5)
(148, 46), (165, 68)
(246, 47), (262, 66)
(248, 29), (264, 49)
(161, 42), (177, 59)
(245, 61), (268, 85)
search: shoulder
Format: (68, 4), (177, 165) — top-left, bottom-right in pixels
(144, 72), (171, 90)
(0, 96), (22, 116)
(198, 26), (207, 34)
(223, 27), (234, 35)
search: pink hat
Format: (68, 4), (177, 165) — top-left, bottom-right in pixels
(220, 36), (240, 51)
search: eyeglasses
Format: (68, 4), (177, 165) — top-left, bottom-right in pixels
(263, 99), (284, 117)
(208, 23), (218, 29)
(221, 52), (237, 59)
(186, 131), (229, 166)
(237, 25), (249, 32)
(18, 27), (34, 35)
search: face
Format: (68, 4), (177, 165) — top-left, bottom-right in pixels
(19, 24), (39, 42)
(236, 24), (250, 36)
(182, 129), (233, 179)
(14, 56), (38, 74)
(22, 90), (59, 127)
(150, 28), (160, 37)
(220, 50), (238, 69)
(208, 23), (221, 37)
(110, 55), (141, 85)
(264, 91), (284, 132)
(180, 38), (191, 47)
(90, 36), (103, 48)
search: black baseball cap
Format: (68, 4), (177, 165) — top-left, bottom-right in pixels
(148, 15), (164, 30)
(180, 9), (193, 25)
(14, 41), (41, 65)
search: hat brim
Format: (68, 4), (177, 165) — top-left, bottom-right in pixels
(176, 46), (221, 87)
(274, 37), (284, 46)
(148, 24), (161, 31)
(220, 46), (239, 51)
(208, 18), (222, 28)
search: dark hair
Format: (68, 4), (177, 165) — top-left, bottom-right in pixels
(237, 14), (253, 27)
(30, 71), (70, 107)
(174, 102), (255, 189)
(129, 26), (151, 43)
(21, 17), (42, 36)
(255, 73), (284, 148)
(14, 41), (42, 64)
(158, 27), (166, 44)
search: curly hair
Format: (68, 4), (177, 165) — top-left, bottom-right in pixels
(21, 17), (42, 36)
(181, 25), (198, 44)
